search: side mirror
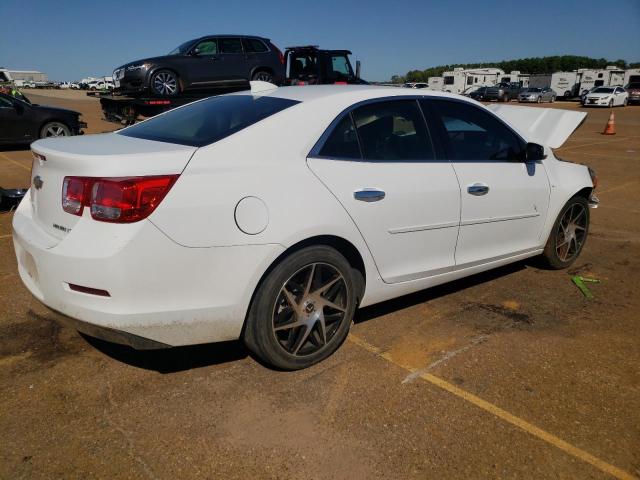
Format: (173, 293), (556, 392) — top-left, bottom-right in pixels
(191, 48), (200, 56)
(525, 142), (546, 162)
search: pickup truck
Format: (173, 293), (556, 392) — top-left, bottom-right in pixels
(484, 82), (522, 102)
(99, 45), (366, 124)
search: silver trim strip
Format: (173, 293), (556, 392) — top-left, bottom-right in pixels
(460, 212), (540, 226)
(389, 221), (459, 234)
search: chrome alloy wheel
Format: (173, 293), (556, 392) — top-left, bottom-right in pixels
(152, 71), (178, 96)
(272, 263), (349, 357)
(555, 203), (588, 262)
(44, 123), (69, 137)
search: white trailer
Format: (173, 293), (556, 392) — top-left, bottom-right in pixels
(529, 71), (580, 98)
(441, 67), (504, 94)
(577, 66), (626, 95)
(427, 76), (444, 90)
(624, 68), (640, 86)
(499, 71), (529, 87)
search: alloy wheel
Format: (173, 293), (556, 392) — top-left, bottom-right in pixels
(272, 262), (349, 357)
(555, 203), (588, 262)
(44, 124), (69, 137)
(153, 72), (178, 96)
(253, 71), (273, 83)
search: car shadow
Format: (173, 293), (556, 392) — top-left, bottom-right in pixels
(80, 260), (532, 373)
(354, 260), (527, 324)
(81, 334), (249, 374)
(0, 143), (30, 152)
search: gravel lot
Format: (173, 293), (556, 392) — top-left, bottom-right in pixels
(1, 90), (639, 479)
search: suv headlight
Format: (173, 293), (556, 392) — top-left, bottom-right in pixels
(126, 63), (151, 72)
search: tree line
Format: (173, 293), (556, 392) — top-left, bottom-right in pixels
(390, 56), (640, 84)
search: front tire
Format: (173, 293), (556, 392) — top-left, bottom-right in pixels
(244, 246), (358, 370)
(541, 196), (590, 269)
(40, 122), (71, 139)
(151, 70), (180, 96)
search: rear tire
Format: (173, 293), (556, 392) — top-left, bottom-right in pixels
(40, 122), (71, 139)
(541, 196), (590, 269)
(244, 246), (357, 370)
(252, 70), (274, 83)
(150, 70), (180, 96)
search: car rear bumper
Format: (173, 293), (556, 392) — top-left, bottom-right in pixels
(12, 197), (284, 348)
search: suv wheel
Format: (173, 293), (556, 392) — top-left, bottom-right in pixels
(244, 246), (358, 370)
(252, 70), (274, 83)
(151, 70), (180, 96)
(40, 122), (71, 138)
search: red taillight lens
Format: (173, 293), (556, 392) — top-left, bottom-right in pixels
(62, 177), (90, 215)
(274, 46), (284, 65)
(62, 175), (178, 223)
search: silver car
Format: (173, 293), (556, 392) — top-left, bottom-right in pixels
(518, 87), (556, 103)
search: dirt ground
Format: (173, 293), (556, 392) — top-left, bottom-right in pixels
(1, 90), (639, 479)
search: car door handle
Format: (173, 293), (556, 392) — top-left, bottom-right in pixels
(354, 189), (386, 202)
(467, 183), (489, 196)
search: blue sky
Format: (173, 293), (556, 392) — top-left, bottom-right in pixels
(1, 0), (639, 81)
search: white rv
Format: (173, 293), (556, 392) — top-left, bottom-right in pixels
(577, 66), (626, 95)
(624, 68), (640, 86)
(499, 71), (529, 87)
(427, 76), (444, 91)
(441, 67), (504, 95)
(529, 71), (580, 98)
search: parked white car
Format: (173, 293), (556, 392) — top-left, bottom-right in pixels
(13, 84), (597, 370)
(87, 80), (115, 91)
(583, 86), (628, 107)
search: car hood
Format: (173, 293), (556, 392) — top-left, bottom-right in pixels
(117, 55), (181, 70)
(586, 92), (613, 99)
(487, 104), (586, 149)
(520, 91), (540, 96)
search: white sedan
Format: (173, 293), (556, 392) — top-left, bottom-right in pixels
(583, 86), (628, 107)
(13, 84), (598, 370)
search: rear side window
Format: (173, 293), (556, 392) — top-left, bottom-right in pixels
(219, 38), (243, 54)
(425, 99), (524, 161)
(319, 115), (360, 159)
(352, 100), (434, 161)
(243, 39), (268, 53)
(119, 95), (300, 147)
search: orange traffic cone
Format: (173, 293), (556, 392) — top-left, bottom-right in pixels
(603, 111), (616, 135)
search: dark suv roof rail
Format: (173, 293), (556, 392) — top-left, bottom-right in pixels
(285, 45), (320, 50)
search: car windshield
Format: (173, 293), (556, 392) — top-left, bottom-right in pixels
(593, 87), (614, 94)
(627, 83), (640, 89)
(118, 95), (300, 147)
(168, 40), (196, 55)
(525, 88), (541, 92)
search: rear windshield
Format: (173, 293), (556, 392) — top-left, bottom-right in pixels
(119, 95), (300, 147)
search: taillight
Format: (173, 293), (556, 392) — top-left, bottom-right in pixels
(62, 175), (178, 223)
(62, 177), (90, 215)
(273, 45), (284, 65)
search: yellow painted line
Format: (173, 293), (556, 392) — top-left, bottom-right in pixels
(348, 334), (637, 480)
(0, 151), (31, 172)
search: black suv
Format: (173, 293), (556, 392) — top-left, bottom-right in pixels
(113, 35), (285, 97)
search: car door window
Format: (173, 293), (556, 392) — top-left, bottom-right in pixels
(351, 100), (434, 161)
(220, 38), (243, 54)
(193, 39), (218, 56)
(318, 114), (361, 159)
(0, 96), (13, 108)
(426, 100), (524, 161)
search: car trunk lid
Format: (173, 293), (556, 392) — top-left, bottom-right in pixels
(29, 132), (197, 241)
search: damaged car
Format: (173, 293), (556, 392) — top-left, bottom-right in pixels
(13, 84), (597, 370)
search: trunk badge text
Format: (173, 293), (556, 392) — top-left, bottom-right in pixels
(33, 176), (44, 190)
